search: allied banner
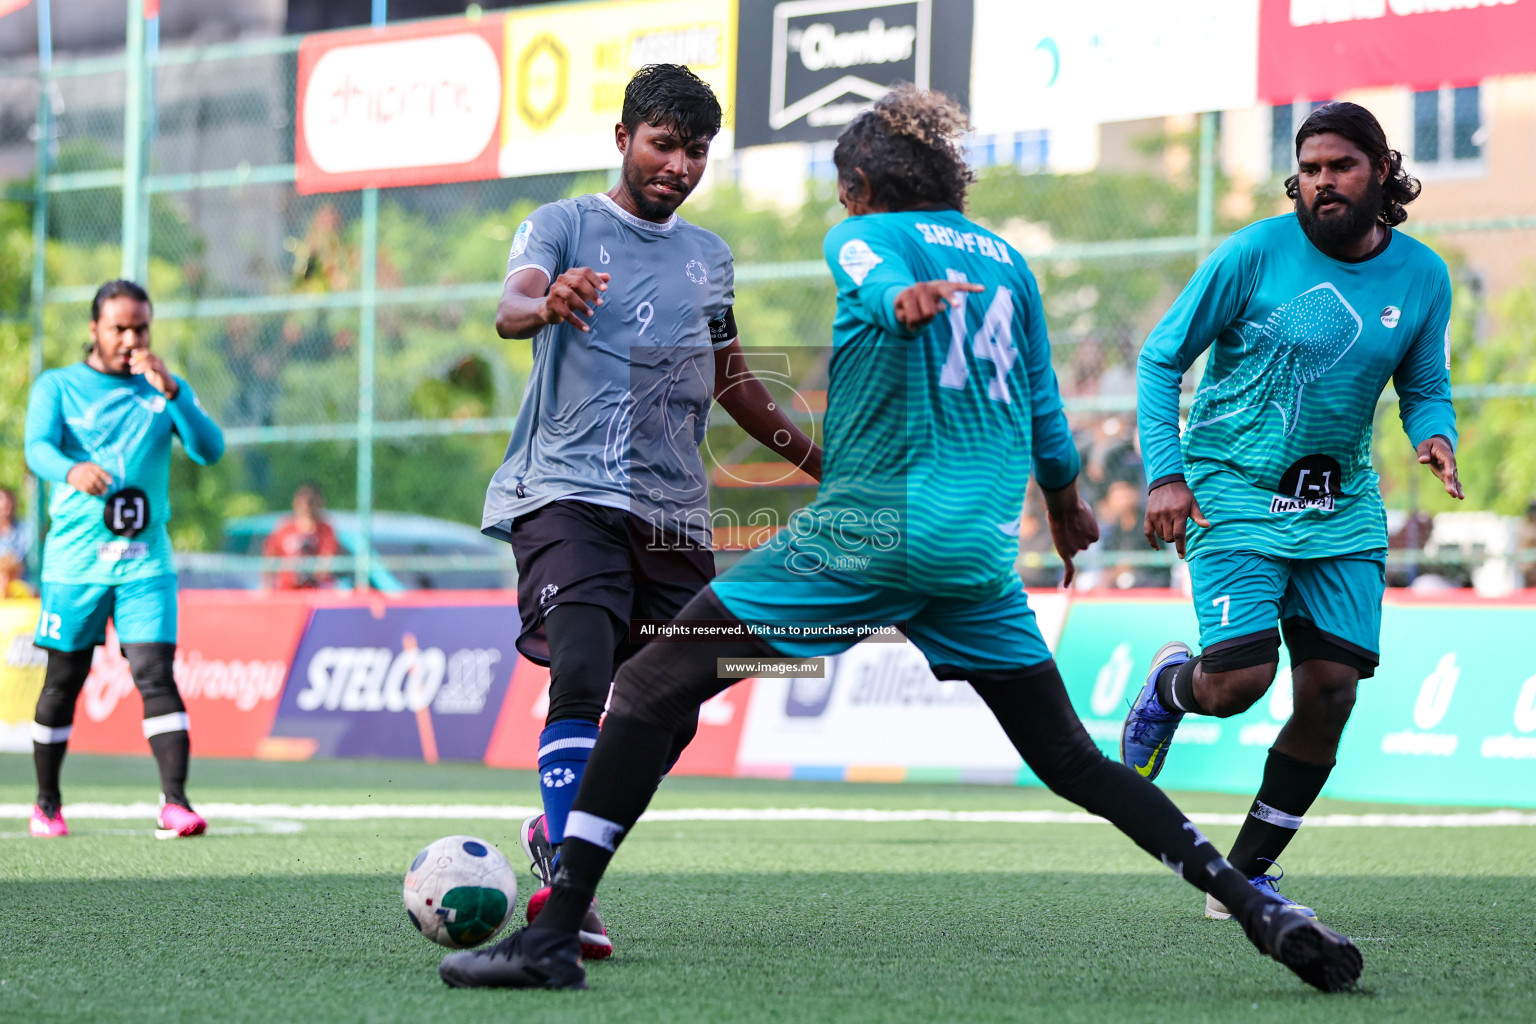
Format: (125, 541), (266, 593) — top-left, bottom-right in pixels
(500, 0), (737, 177)
(295, 16), (506, 194)
(734, 0), (973, 147)
(268, 602), (515, 762)
(1258, 0), (1536, 101)
(969, 0), (1258, 135)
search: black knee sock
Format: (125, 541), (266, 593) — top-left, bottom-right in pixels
(33, 743), (67, 815)
(531, 714), (676, 934)
(1155, 656), (1205, 714)
(148, 731), (192, 809)
(33, 647), (94, 814)
(1227, 748), (1334, 877)
(969, 664), (1267, 924)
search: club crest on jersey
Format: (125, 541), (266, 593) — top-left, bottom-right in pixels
(509, 220), (533, 259)
(685, 259), (707, 284)
(838, 238), (882, 285)
(1380, 306), (1401, 328)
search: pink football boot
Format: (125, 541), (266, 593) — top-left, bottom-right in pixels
(155, 803), (207, 839)
(29, 804), (68, 838)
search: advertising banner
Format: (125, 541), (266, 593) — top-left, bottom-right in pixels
(68, 597), (312, 758)
(500, 0), (737, 177)
(1258, 0), (1536, 101)
(268, 603), (516, 762)
(295, 16), (506, 194)
(483, 652), (755, 777)
(734, 0), (973, 147)
(0, 598), (44, 753)
(969, 0), (1258, 135)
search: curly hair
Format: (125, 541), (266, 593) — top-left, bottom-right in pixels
(1284, 101), (1421, 227)
(833, 85), (975, 212)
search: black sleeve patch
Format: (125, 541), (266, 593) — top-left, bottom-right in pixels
(709, 306), (738, 345)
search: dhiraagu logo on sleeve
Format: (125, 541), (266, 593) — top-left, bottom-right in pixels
(500, 0), (737, 177)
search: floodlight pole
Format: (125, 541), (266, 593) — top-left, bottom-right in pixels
(355, 0), (387, 591)
(28, 0), (53, 580)
(1195, 111), (1216, 262)
(121, 0), (147, 280)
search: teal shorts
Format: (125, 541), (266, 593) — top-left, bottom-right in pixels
(1188, 549), (1385, 669)
(35, 575), (179, 652)
(712, 538), (1051, 673)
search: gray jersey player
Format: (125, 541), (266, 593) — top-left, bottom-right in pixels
(477, 64), (821, 962)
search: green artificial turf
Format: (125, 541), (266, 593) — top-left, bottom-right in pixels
(1, 754), (1532, 1023)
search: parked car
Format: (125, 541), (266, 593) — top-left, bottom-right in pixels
(177, 511), (516, 592)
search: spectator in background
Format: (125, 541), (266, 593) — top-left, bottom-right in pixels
(263, 482), (341, 589)
(1521, 502), (1536, 589)
(0, 486), (34, 581)
(1016, 489), (1059, 590)
(0, 553), (32, 598)
(1095, 478), (1170, 589)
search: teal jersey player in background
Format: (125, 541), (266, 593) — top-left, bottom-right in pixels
(24, 280), (224, 841)
(1123, 103), (1465, 922)
(439, 86), (1364, 997)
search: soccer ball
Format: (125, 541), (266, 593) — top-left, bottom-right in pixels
(402, 835), (518, 949)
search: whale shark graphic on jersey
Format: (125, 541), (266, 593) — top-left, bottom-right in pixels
(1187, 283), (1362, 439)
(64, 387), (167, 482)
(601, 356), (712, 505)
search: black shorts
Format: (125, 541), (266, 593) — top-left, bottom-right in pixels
(508, 499), (714, 666)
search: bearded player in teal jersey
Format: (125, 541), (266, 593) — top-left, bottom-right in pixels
(439, 87), (1362, 995)
(1122, 103), (1463, 920)
(25, 280), (225, 839)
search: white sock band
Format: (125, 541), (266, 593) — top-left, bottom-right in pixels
(32, 722), (72, 744)
(565, 810), (626, 852)
(537, 736), (597, 759)
(142, 712), (190, 739)
(1251, 801), (1304, 830)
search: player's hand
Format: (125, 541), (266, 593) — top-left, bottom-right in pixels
(539, 268), (609, 333)
(67, 462), (112, 496)
(1143, 479), (1210, 560)
(129, 349), (179, 399)
(1417, 435), (1464, 500)
(893, 280), (984, 330)
(1042, 482), (1100, 588)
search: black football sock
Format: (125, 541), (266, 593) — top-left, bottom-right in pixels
(33, 647), (94, 814)
(1227, 748), (1334, 877)
(1155, 655), (1205, 714)
(148, 731), (192, 810)
(33, 742), (67, 815)
(530, 714), (675, 935)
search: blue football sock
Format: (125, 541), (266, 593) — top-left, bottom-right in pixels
(538, 719), (600, 846)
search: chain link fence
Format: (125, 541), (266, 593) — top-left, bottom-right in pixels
(3, 31), (1535, 592)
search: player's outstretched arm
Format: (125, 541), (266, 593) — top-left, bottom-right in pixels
(164, 378), (225, 466)
(1041, 477), (1100, 588)
(495, 267), (608, 339)
(892, 280), (983, 331)
(712, 339), (823, 481)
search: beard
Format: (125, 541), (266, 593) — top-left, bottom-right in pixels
(622, 155), (692, 221)
(1296, 175), (1383, 255)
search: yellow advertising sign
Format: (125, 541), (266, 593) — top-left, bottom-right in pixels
(0, 598), (45, 752)
(501, 0), (737, 178)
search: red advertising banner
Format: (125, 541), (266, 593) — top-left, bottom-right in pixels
(484, 655), (755, 777)
(1259, 0), (1536, 101)
(69, 595), (312, 758)
(295, 16), (505, 195)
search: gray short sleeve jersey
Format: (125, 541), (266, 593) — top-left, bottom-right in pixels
(482, 193), (737, 546)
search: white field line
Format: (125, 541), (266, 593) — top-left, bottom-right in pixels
(2, 803), (1535, 828)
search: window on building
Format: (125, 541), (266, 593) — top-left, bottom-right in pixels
(1271, 100), (1329, 175)
(1413, 85), (1483, 168)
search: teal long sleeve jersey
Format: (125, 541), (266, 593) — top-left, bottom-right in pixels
(815, 208), (1079, 600)
(1137, 214), (1457, 560)
(26, 362), (224, 584)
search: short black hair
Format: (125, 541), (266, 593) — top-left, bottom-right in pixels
(621, 64), (722, 142)
(1285, 101), (1422, 227)
(90, 279), (152, 321)
(834, 85), (975, 212)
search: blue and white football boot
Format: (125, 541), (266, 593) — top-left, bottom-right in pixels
(1119, 640), (1192, 781)
(1207, 861), (1317, 920)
